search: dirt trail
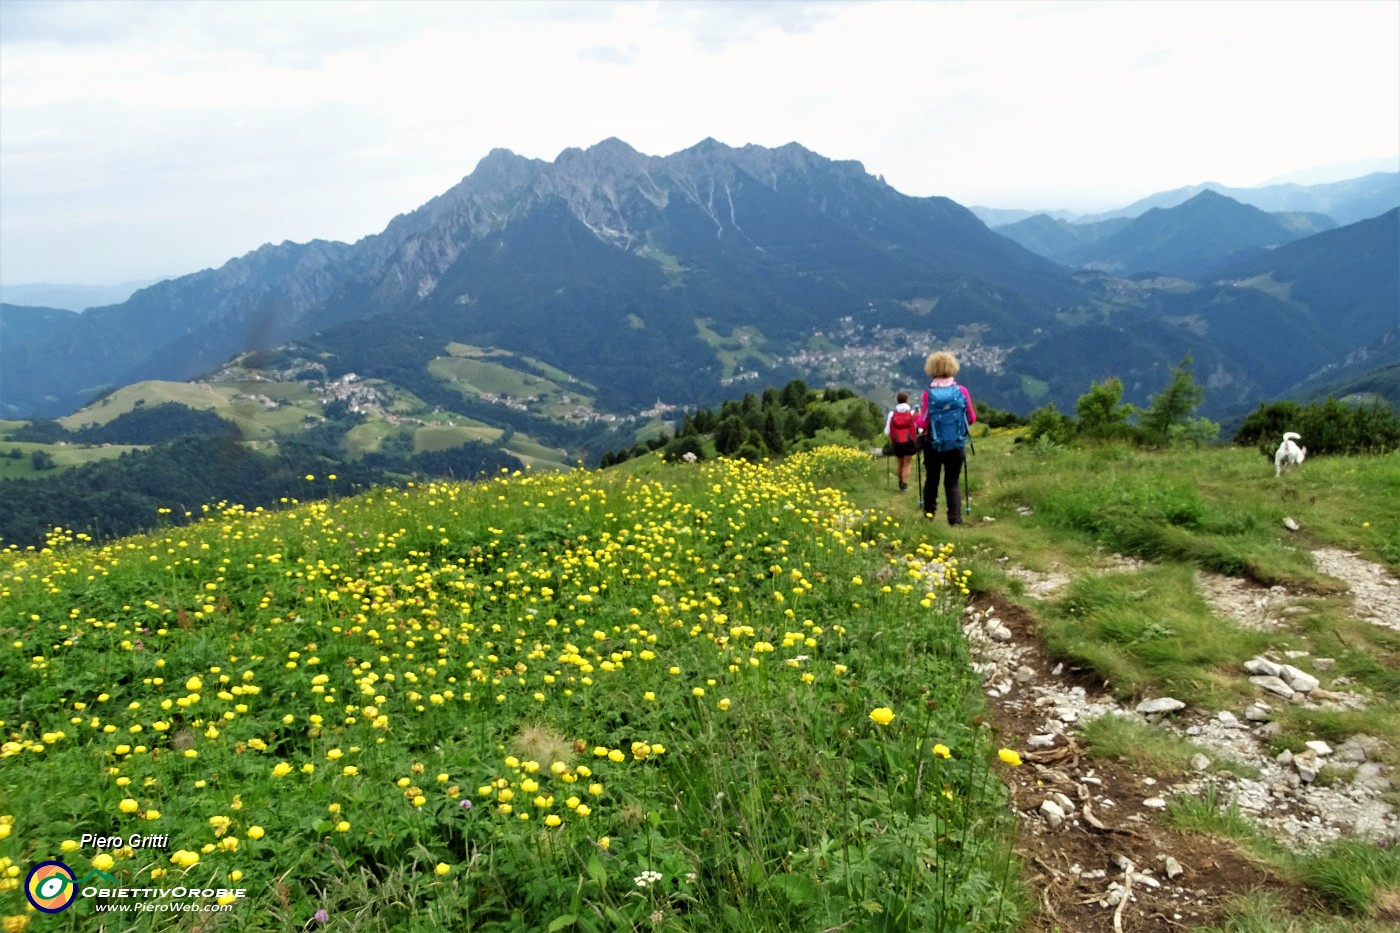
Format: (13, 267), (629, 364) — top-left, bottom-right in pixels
(968, 548), (1400, 931)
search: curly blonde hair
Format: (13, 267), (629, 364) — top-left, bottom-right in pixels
(924, 351), (960, 379)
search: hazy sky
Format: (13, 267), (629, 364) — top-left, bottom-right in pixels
(2, 0), (1397, 286)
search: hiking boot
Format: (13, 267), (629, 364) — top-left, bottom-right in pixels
(898, 481), (907, 491)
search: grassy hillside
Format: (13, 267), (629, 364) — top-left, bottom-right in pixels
(3, 434), (1397, 932)
(46, 365), (577, 470)
(0, 448), (1020, 932)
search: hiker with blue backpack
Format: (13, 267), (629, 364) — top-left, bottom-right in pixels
(885, 390), (920, 491)
(916, 350), (976, 525)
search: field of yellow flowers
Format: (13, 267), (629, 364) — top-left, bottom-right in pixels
(0, 448), (1021, 932)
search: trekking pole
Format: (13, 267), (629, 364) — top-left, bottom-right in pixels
(916, 444), (924, 511)
(964, 440), (974, 515)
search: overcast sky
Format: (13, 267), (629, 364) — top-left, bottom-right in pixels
(1, 0), (1397, 286)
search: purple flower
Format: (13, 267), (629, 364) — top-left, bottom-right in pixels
(459, 799), (473, 810)
(314, 909), (329, 923)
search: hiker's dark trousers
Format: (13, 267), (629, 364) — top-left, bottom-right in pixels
(922, 446), (965, 525)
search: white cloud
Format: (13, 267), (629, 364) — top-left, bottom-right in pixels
(1, 0), (1396, 283)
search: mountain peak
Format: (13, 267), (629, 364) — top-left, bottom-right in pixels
(468, 148), (545, 193)
(1173, 189), (1269, 218)
(586, 137), (642, 159)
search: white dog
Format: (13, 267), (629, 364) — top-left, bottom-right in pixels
(1275, 432), (1306, 477)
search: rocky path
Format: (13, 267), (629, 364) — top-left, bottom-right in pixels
(966, 547), (1400, 931)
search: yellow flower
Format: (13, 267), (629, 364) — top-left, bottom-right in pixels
(334, 821), (350, 832)
(717, 698), (731, 711)
(544, 814), (562, 827)
(247, 826), (265, 840)
(434, 862), (451, 876)
(597, 836), (611, 850)
(4, 915), (31, 932)
(92, 853), (114, 871)
(998, 748), (1022, 767)
(869, 707), (895, 726)
(61, 839), (80, 852)
(119, 798), (139, 813)
(932, 744), (951, 759)
(271, 762), (292, 777)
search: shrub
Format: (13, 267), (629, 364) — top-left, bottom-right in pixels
(1024, 403), (1072, 445)
(1074, 377), (1135, 440)
(1140, 356), (1206, 446)
(1234, 397), (1400, 456)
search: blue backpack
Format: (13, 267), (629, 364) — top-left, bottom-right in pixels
(922, 385), (969, 452)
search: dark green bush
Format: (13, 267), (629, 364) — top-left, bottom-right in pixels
(1234, 397), (1400, 456)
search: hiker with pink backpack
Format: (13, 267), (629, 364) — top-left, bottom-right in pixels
(885, 390), (920, 491)
(916, 351), (976, 525)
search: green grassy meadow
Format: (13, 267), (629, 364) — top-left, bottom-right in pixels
(4, 430), (1398, 932)
(0, 448), (1021, 932)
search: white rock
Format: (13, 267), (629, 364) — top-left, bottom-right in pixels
(1039, 799), (1066, 828)
(1353, 762), (1391, 792)
(1190, 753), (1212, 772)
(1335, 735), (1379, 763)
(1015, 665), (1036, 683)
(1304, 740), (1333, 757)
(1027, 733), (1058, 749)
(1250, 675), (1295, 698)
(1283, 517), (1300, 531)
(1244, 657), (1282, 677)
(1280, 665), (1320, 693)
(1164, 856), (1184, 879)
(1136, 697), (1186, 715)
(1313, 658), (1336, 670)
(1217, 710), (1239, 725)
(1244, 703), (1274, 722)
(1143, 797), (1167, 810)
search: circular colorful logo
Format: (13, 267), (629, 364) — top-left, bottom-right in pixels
(25, 860), (78, 913)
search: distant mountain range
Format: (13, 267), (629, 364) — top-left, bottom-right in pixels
(970, 171), (1399, 228)
(0, 279), (161, 312)
(995, 190), (1339, 279)
(2, 141), (1397, 461)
